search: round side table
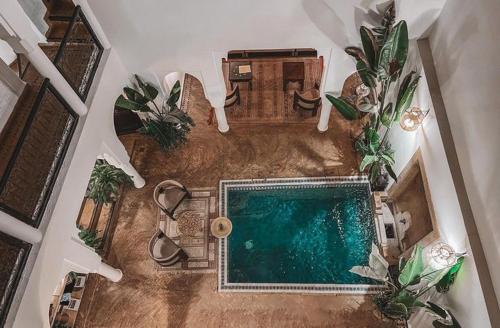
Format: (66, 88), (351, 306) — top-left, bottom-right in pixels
(210, 217), (232, 238)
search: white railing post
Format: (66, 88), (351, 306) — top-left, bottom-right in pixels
(0, 211), (42, 244)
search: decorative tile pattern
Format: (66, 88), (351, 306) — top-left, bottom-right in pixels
(218, 176), (385, 294)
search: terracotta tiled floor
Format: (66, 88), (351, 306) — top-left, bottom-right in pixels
(76, 78), (395, 328)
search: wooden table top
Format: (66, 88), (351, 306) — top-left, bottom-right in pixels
(229, 61), (252, 82)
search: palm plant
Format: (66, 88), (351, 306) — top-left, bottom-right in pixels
(326, 2), (420, 187)
(86, 159), (132, 204)
(115, 75), (195, 151)
(350, 244), (463, 327)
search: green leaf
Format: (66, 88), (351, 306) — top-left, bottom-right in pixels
(399, 256), (407, 272)
(124, 86), (149, 105)
(430, 306), (462, 328)
(345, 46), (366, 62)
(134, 74), (159, 101)
(356, 60), (376, 88)
(426, 302), (447, 318)
(115, 95), (151, 112)
(395, 73), (420, 120)
(381, 2), (395, 29)
(167, 80), (182, 106)
(326, 94), (359, 120)
(360, 155), (377, 172)
(399, 244), (425, 286)
(378, 20), (409, 79)
(385, 165), (398, 182)
(381, 153), (395, 165)
(384, 302), (409, 319)
(394, 290), (419, 309)
(360, 26), (379, 70)
(436, 257), (464, 293)
(397, 71), (416, 102)
(381, 102), (394, 127)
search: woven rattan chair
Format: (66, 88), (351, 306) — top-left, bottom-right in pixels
(148, 229), (184, 266)
(153, 179), (191, 220)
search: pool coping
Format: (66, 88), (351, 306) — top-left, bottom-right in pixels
(218, 176), (385, 294)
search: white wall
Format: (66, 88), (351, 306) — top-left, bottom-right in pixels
(388, 42), (490, 328)
(429, 0), (500, 310)
(17, 0), (48, 36)
(88, 0), (405, 100)
(0, 40), (15, 64)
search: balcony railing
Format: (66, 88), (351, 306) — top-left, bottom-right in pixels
(0, 232), (31, 327)
(0, 79), (78, 227)
(53, 5), (103, 101)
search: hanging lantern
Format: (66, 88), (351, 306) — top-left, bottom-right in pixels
(400, 107), (427, 131)
(430, 242), (456, 268)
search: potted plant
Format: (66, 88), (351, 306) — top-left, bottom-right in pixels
(350, 244), (463, 327)
(326, 2), (420, 190)
(79, 160), (132, 249)
(115, 75), (195, 151)
(86, 159), (132, 204)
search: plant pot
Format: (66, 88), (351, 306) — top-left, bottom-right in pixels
(371, 172), (389, 191)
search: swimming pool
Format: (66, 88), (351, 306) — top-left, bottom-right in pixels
(218, 176), (383, 293)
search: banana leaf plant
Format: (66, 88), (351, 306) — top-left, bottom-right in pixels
(350, 244), (463, 327)
(326, 2), (420, 187)
(115, 75), (195, 151)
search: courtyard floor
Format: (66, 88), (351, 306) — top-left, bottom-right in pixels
(75, 78), (395, 328)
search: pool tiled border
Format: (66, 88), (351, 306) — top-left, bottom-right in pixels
(218, 176), (385, 294)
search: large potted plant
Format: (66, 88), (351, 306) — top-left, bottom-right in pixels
(350, 244), (463, 327)
(80, 160), (132, 249)
(326, 2), (420, 190)
(115, 75), (195, 151)
(86, 159), (132, 204)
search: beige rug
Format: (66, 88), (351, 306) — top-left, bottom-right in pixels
(156, 188), (218, 273)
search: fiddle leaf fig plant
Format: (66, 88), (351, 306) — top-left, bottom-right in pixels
(326, 2), (420, 188)
(115, 75), (195, 151)
(350, 244), (463, 327)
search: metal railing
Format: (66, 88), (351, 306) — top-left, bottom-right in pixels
(53, 5), (104, 101)
(0, 232), (31, 327)
(0, 79), (79, 227)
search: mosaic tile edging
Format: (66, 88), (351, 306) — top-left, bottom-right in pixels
(218, 176), (384, 294)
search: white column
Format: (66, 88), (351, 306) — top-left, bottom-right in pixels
(0, 211), (42, 244)
(214, 106), (229, 133)
(97, 261), (123, 282)
(25, 45), (88, 116)
(317, 95), (332, 132)
(200, 51), (230, 133)
(316, 48), (334, 132)
(101, 138), (146, 188)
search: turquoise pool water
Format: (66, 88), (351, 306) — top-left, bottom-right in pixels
(226, 183), (375, 285)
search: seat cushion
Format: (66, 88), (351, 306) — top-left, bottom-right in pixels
(158, 188), (188, 212)
(152, 235), (180, 259)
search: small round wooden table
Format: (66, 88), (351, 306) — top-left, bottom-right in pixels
(210, 217), (233, 238)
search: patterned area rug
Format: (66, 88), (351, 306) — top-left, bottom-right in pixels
(156, 188), (218, 272)
(221, 58), (323, 124)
